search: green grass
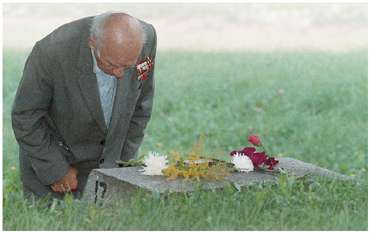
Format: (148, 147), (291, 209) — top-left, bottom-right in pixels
(3, 48), (368, 230)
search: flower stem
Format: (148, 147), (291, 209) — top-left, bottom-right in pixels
(260, 144), (271, 157)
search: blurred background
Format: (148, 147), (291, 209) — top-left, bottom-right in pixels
(3, 3), (368, 230)
(3, 3), (368, 51)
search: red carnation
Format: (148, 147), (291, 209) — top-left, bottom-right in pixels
(248, 151), (268, 168)
(265, 157), (279, 170)
(248, 135), (261, 146)
(241, 147), (256, 156)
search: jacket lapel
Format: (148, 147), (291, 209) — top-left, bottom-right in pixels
(106, 67), (137, 135)
(77, 38), (108, 134)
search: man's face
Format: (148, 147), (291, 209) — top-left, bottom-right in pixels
(90, 39), (142, 79)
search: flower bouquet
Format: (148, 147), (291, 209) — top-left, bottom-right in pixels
(116, 134), (279, 181)
(230, 135), (279, 172)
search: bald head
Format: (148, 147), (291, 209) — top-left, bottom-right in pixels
(89, 12), (146, 78)
(90, 12), (145, 51)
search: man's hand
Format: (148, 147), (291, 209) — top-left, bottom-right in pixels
(50, 166), (78, 193)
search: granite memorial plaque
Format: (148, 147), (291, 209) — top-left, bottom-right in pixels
(82, 157), (353, 203)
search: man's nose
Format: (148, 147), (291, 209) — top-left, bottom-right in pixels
(112, 68), (124, 79)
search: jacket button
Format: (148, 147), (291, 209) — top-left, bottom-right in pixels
(99, 158), (105, 164)
(100, 139), (105, 145)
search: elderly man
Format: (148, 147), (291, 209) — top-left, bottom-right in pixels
(11, 12), (156, 200)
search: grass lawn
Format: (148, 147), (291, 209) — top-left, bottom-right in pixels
(3, 48), (368, 230)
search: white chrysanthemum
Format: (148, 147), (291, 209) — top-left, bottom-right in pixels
(140, 151), (168, 175)
(231, 152), (254, 173)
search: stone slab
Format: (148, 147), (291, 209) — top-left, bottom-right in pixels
(81, 157), (353, 203)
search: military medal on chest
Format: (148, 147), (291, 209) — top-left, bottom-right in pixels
(136, 56), (154, 81)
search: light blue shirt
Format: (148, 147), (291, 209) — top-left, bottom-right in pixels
(91, 49), (117, 128)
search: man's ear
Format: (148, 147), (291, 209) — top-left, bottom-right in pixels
(88, 37), (96, 49)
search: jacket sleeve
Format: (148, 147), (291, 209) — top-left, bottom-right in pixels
(120, 25), (157, 161)
(11, 42), (70, 185)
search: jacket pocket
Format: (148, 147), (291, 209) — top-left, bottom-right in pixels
(69, 143), (104, 163)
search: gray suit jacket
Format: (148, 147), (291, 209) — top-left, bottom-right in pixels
(11, 16), (156, 198)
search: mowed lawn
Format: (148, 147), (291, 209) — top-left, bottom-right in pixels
(3, 49), (368, 230)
